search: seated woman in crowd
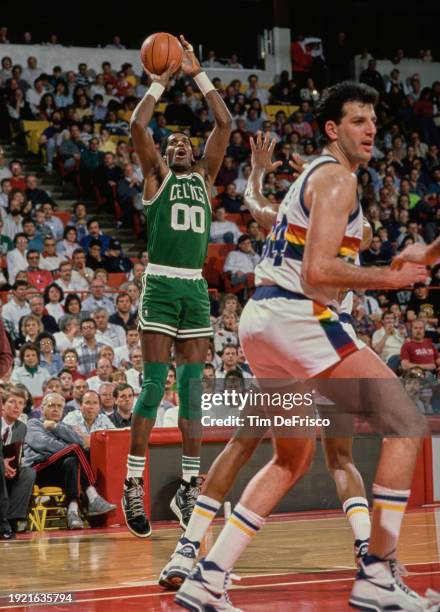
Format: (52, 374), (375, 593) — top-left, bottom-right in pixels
(11, 343), (50, 397)
(37, 331), (63, 376)
(57, 226), (80, 259)
(214, 311), (240, 354)
(62, 348), (85, 381)
(53, 315), (81, 353)
(23, 392), (116, 530)
(18, 314), (43, 349)
(43, 283), (65, 322)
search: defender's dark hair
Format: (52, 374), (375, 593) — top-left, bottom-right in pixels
(316, 81), (379, 141)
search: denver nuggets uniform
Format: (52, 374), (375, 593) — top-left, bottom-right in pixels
(239, 155), (365, 378)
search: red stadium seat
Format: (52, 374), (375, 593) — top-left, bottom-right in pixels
(203, 244), (235, 288)
(107, 273), (127, 288)
(54, 211), (70, 227)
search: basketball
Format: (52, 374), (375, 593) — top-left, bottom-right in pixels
(140, 32), (183, 75)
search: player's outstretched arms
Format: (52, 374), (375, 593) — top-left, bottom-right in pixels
(244, 132), (281, 229)
(302, 164), (427, 290)
(391, 241), (439, 270)
(179, 35), (232, 184)
(130, 62), (177, 180)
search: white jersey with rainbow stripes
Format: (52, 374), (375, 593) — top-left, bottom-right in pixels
(255, 154), (363, 308)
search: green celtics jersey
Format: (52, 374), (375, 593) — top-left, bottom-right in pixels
(143, 171), (211, 271)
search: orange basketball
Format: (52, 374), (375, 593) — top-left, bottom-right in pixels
(140, 32), (183, 75)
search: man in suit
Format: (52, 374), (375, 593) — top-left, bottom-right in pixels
(1, 385), (36, 535)
(0, 322), (17, 540)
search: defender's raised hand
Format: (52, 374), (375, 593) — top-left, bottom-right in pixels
(250, 131), (282, 173)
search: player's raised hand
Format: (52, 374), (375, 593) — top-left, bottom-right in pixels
(250, 131), (282, 172)
(148, 61), (178, 87)
(180, 35), (201, 76)
(391, 243), (431, 270)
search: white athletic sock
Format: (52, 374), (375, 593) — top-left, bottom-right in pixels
(68, 500), (78, 513)
(176, 495), (221, 553)
(127, 454), (146, 479)
(342, 496), (371, 542)
(86, 486), (98, 503)
(182, 455), (200, 482)
(371, 483), (410, 560)
(205, 502), (265, 571)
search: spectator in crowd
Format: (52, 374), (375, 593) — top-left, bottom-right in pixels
(28, 294), (58, 334)
(109, 384), (134, 428)
(3, 191), (24, 241)
(210, 205), (242, 243)
(26, 250), (53, 292)
(3, 280), (30, 339)
(43, 283), (64, 322)
(7, 233), (28, 283)
(108, 292), (136, 331)
(65, 379), (89, 414)
(0, 384), (36, 534)
(18, 314), (43, 348)
(82, 278), (115, 314)
(219, 183), (244, 213)
(41, 202), (64, 242)
(215, 344), (251, 379)
(359, 59), (385, 93)
(245, 74), (269, 105)
(155, 366), (179, 427)
(202, 50), (221, 68)
(59, 369), (74, 401)
(61, 348), (83, 381)
(214, 312), (239, 354)
(93, 307), (126, 348)
(22, 217), (44, 253)
(81, 219), (111, 254)
(24, 392), (116, 529)
(223, 233), (260, 288)
(98, 382), (116, 417)
(372, 311), (406, 369)
(125, 346), (143, 394)
(360, 235), (392, 266)
(103, 239), (133, 273)
(53, 315), (80, 354)
(25, 175), (53, 209)
(114, 325), (139, 368)
(72, 248), (94, 285)
(37, 332), (63, 376)
(11, 343), (50, 396)
(215, 157), (237, 187)
(54, 261), (87, 295)
(68, 202), (89, 243)
(39, 237), (66, 272)
(86, 357), (113, 392)
(76, 318), (103, 376)
(21, 57), (41, 87)
(401, 319), (440, 374)
(63, 389), (115, 435)
(247, 219), (265, 255)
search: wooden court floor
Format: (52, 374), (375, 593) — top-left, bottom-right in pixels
(0, 508), (439, 611)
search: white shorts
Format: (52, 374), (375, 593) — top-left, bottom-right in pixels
(239, 286), (365, 379)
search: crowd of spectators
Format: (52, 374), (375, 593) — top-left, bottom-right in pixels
(1, 35), (440, 532)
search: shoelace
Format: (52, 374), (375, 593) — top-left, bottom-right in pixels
(181, 485), (200, 512)
(126, 484), (145, 518)
(223, 571), (241, 605)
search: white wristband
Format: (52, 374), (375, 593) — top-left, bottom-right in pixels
(194, 71), (215, 96)
(147, 82), (165, 102)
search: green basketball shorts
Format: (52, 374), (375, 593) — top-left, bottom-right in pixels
(138, 274), (213, 339)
